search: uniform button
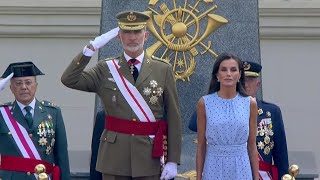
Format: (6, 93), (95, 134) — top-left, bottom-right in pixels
(113, 88), (117, 91)
(8, 132), (12, 135)
(104, 138), (107, 141)
(132, 118), (136, 121)
(27, 172), (31, 175)
(29, 134), (33, 138)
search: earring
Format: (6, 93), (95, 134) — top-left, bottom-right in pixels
(217, 79), (220, 82)
(237, 79), (240, 82)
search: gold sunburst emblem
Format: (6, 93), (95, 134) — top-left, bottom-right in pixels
(146, 0), (228, 81)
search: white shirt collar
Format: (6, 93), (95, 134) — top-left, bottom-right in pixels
(123, 51), (144, 71)
(124, 51), (144, 63)
(16, 98), (36, 115)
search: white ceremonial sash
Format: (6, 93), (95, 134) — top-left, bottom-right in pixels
(0, 106), (41, 179)
(258, 154), (273, 180)
(106, 59), (166, 166)
(106, 59), (156, 122)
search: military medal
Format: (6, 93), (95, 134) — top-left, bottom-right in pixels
(269, 130), (274, 136)
(157, 87), (163, 96)
(264, 146), (270, 155)
(259, 129), (265, 136)
(143, 80), (163, 105)
(143, 87), (152, 96)
(257, 141), (264, 150)
(149, 95), (158, 105)
(149, 80), (158, 88)
(258, 108), (263, 115)
(264, 136), (270, 144)
(270, 141), (274, 149)
(46, 146), (52, 155)
(51, 138), (55, 146)
(266, 111), (271, 117)
(38, 137), (48, 146)
(128, 58), (139, 75)
(129, 65), (135, 75)
(112, 95), (117, 102)
(37, 128), (45, 137)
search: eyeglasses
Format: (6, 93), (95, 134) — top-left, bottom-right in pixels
(12, 80), (35, 88)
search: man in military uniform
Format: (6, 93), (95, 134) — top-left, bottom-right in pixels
(61, 10), (182, 180)
(0, 61), (70, 180)
(188, 61), (289, 180)
(243, 61), (288, 180)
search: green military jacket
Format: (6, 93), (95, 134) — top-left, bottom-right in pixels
(0, 100), (70, 180)
(61, 52), (182, 177)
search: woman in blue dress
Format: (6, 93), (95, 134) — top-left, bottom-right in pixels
(196, 53), (259, 180)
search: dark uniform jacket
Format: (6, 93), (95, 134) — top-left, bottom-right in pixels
(90, 111), (105, 180)
(256, 100), (289, 180)
(61, 52), (182, 177)
(188, 99), (289, 180)
(0, 100), (70, 180)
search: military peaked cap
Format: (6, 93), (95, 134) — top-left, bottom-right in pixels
(116, 11), (150, 30)
(243, 61), (262, 77)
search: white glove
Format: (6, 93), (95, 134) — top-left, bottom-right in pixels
(90, 27), (120, 51)
(160, 162), (177, 180)
(0, 72), (14, 92)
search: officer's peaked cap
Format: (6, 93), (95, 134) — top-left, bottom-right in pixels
(243, 61), (262, 77)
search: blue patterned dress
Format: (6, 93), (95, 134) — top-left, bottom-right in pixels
(202, 92), (252, 180)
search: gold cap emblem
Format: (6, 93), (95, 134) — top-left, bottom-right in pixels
(127, 12), (137, 21)
(243, 62), (251, 71)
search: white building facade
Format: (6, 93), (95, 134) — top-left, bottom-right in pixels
(0, 0), (319, 175)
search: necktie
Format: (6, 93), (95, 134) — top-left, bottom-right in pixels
(24, 106), (33, 128)
(128, 58), (139, 81)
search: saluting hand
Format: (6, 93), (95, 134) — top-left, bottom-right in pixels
(90, 27), (120, 51)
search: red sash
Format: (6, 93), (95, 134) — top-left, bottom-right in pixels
(105, 116), (167, 158)
(258, 153), (278, 180)
(0, 106), (60, 179)
(0, 156), (60, 180)
(259, 160), (278, 180)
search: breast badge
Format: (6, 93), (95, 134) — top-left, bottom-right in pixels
(37, 114), (55, 155)
(143, 80), (163, 105)
(257, 118), (274, 155)
(38, 137), (48, 146)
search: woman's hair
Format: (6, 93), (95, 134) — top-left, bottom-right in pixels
(208, 52), (247, 96)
